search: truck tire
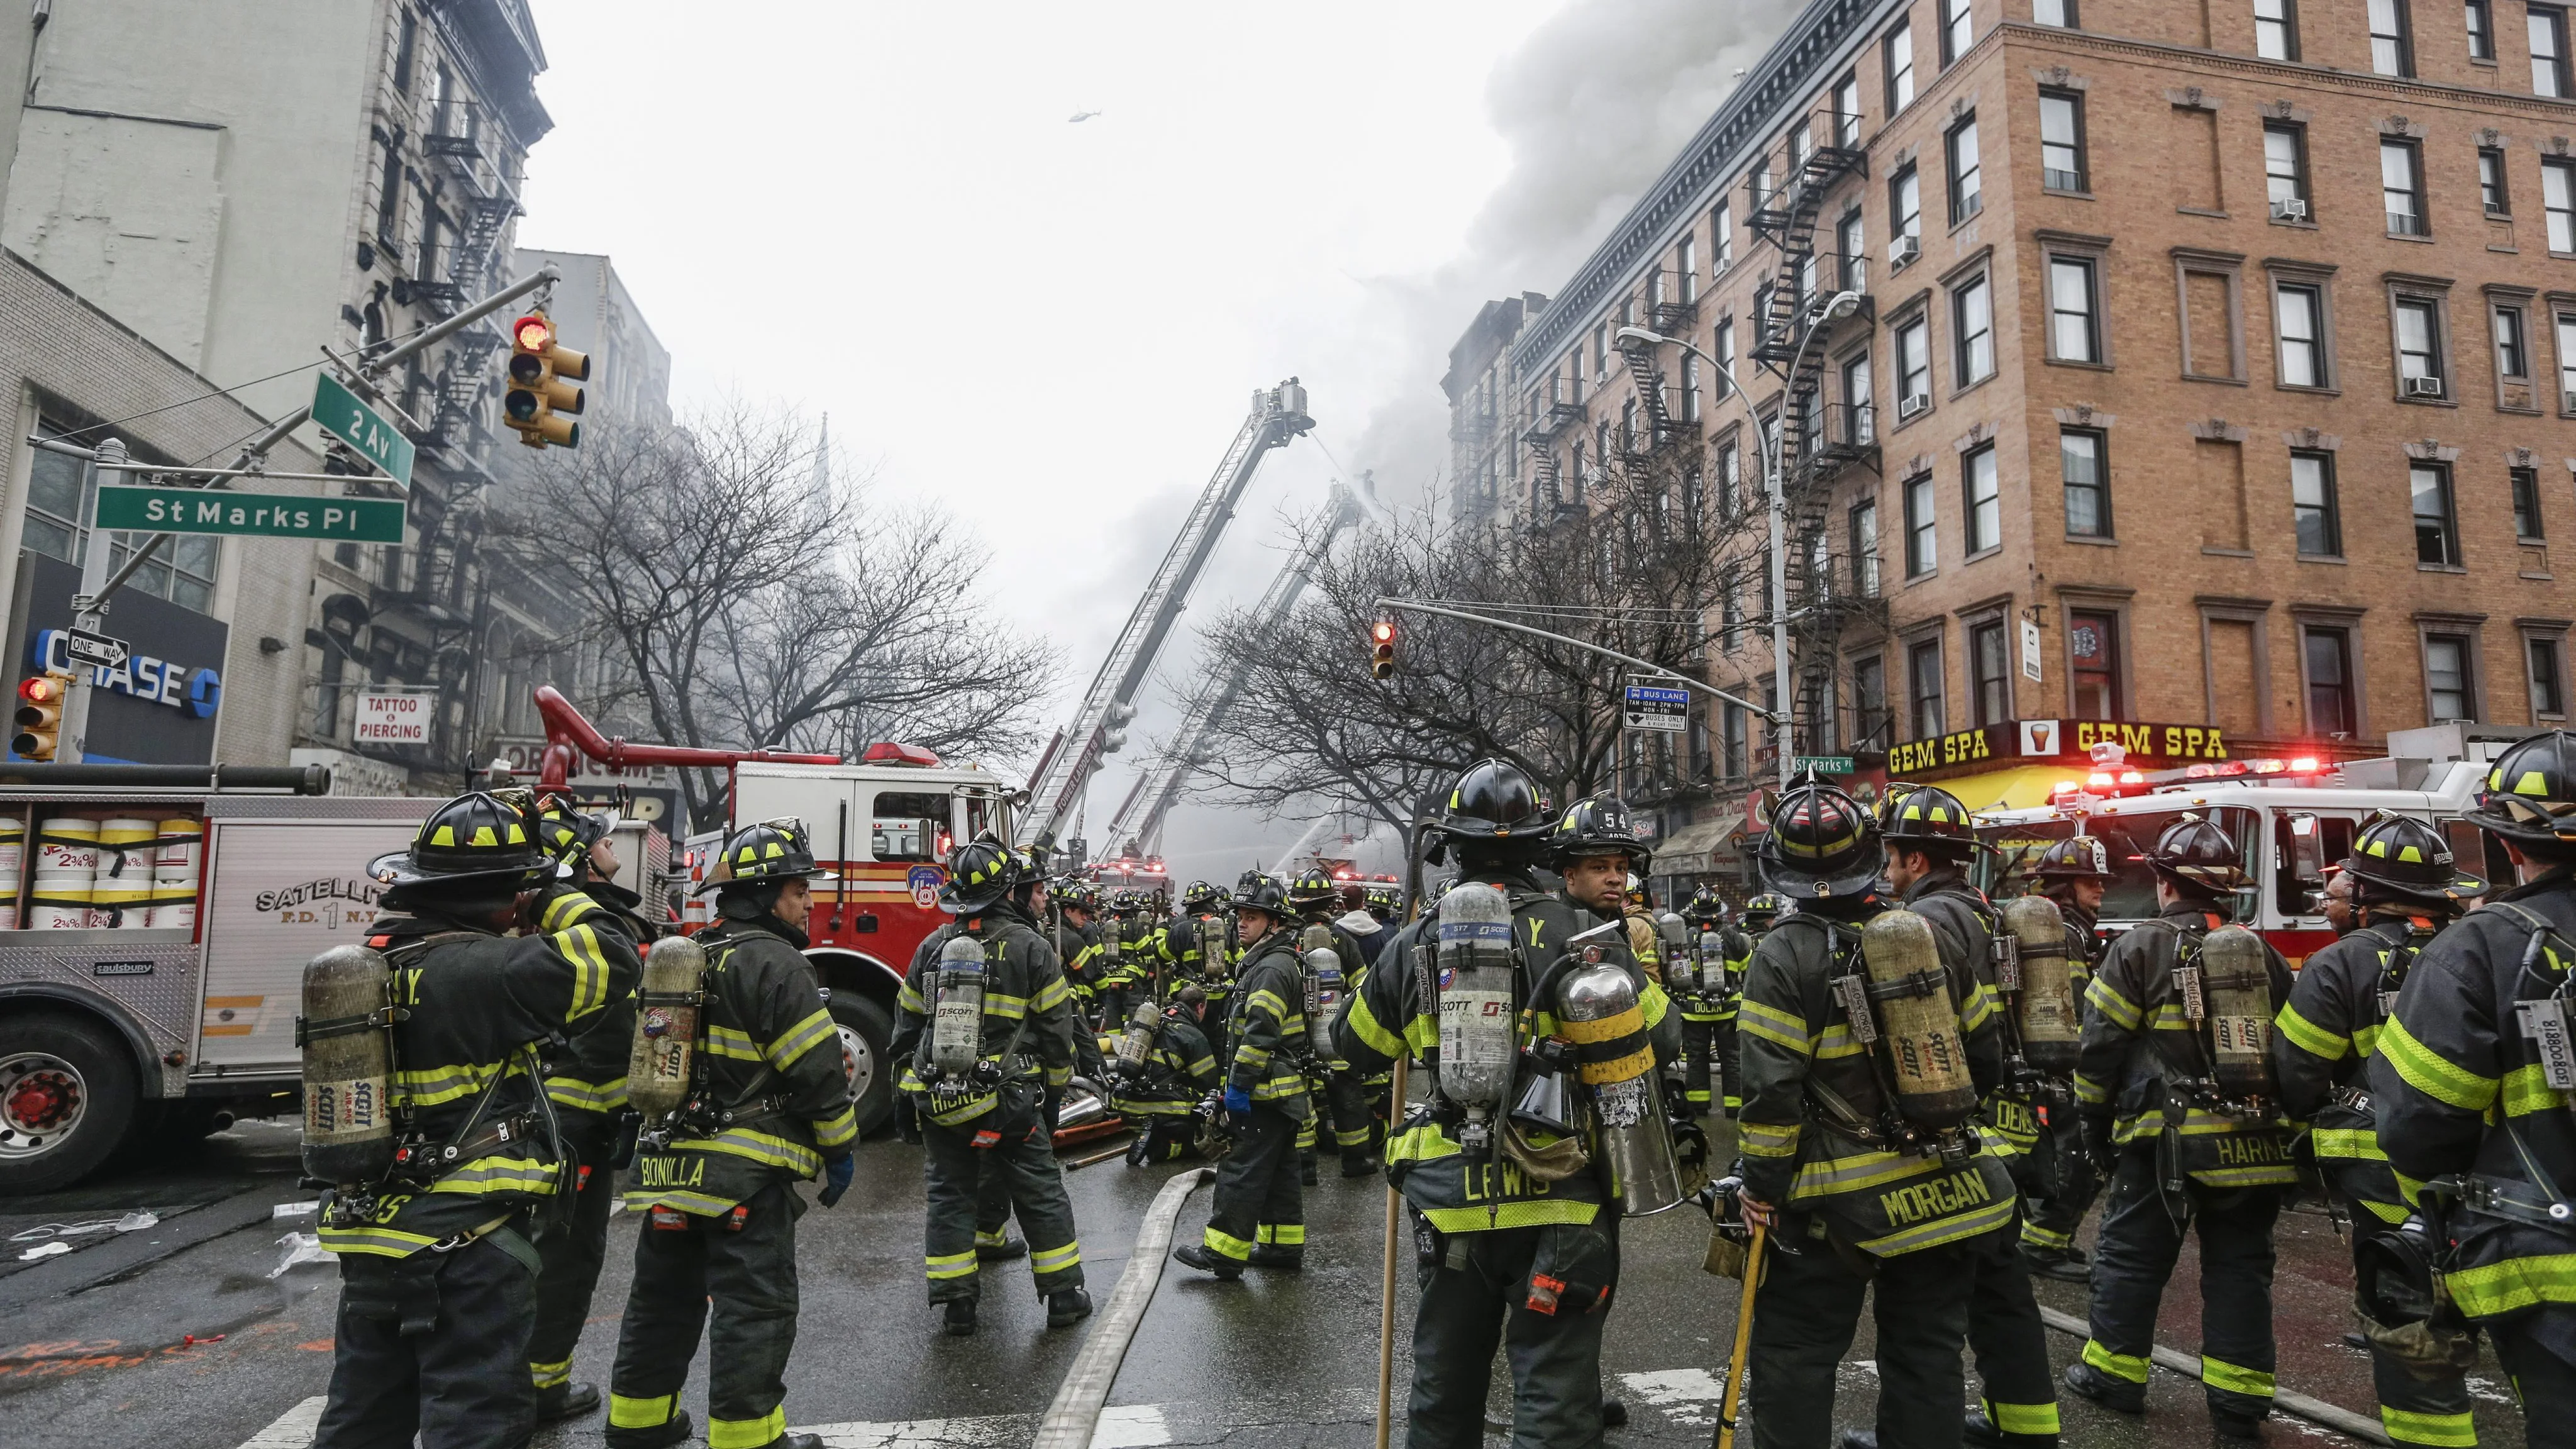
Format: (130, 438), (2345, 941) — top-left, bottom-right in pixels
(829, 994), (896, 1139)
(0, 1012), (142, 1196)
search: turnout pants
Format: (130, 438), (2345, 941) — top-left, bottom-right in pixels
(606, 1182), (802, 1449)
(1324, 1066), (1377, 1166)
(2341, 1197), (2477, 1449)
(1680, 1014), (1718, 1116)
(316, 1231), (537, 1449)
(2081, 1144), (2280, 1420)
(1407, 1214), (1619, 1449)
(1748, 1221), (1981, 1449)
(528, 1153), (617, 1396)
(1965, 1216), (2061, 1442)
(1204, 1104), (1304, 1263)
(2019, 1105), (2099, 1260)
(1126, 1112), (1201, 1164)
(2491, 1306), (2576, 1445)
(923, 1092), (1083, 1302)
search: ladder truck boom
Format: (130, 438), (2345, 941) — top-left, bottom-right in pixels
(1023, 380), (1314, 848)
(1107, 480), (1364, 858)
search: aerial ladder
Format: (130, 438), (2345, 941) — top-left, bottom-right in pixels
(1102, 479), (1364, 858)
(1023, 380), (1314, 853)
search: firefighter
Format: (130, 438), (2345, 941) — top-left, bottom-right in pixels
(1167, 880), (1235, 1058)
(1113, 982), (1223, 1163)
(1875, 786), (2058, 1449)
(2063, 814), (2296, 1440)
(890, 838), (1088, 1337)
(2273, 812), (2487, 1449)
(2017, 836), (2114, 1284)
(607, 819), (855, 1449)
(1044, 878), (1110, 1084)
(1285, 865), (1380, 1177)
(1729, 894), (1785, 1116)
(523, 805), (653, 1423)
(1174, 872), (1314, 1275)
(1333, 761), (1683, 1448)
(1732, 773), (2013, 1449)
(2376, 731), (2576, 1433)
(313, 791), (639, 1449)
(1096, 890), (1148, 1030)
(1676, 884), (1743, 1118)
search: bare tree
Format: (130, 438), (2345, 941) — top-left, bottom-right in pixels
(499, 401), (1055, 826)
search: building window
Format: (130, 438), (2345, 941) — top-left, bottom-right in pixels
(1851, 498), (1881, 595)
(2559, 311), (2576, 409)
(1963, 443), (2001, 554)
(2255, 0), (2299, 58)
(1896, 316), (1932, 413)
(1718, 440), (1741, 520)
(1940, 0), (1974, 63)
(2413, 462), (2462, 565)
(2070, 611), (2121, 717)
(2275, 282), (2326, 387)
(1946, 114), (1982, 223)
(1713, 200), (1734, 272)
(2546, 160), (2576, 251)
(1954, 274), (1995, 384)
(2291, 449), (2342, 557)
(2370, 0), (2415, 75)
(1835, 73), (1863, 147)
(1682, 354), (1703, 421)
(1714, 318), (1736, 396)
(1909, 637), (1947, 736)
(2265, 123), (2309, 217)
(2497, 304), (2533, 379)
(1678, 235), (1699, 302)
(2480, 147), (2512, 216)
(2040, 89), (2086, 191)
(2062, 427), (2111, 537)
(1892, 167), (1922, 247)
(1594, 323), (1610, 382)
(2384, 140), (2427, 236)
(2514, 465), (2546, 539)
(2468, 0), (2498, 57)
(2531, 635), (2568, 717)
(1887, 20), (1917, 112)
(2536, 5), (2572, 95)
(1905, 472), (1938, 575)
(1723, 701), (1747, 778)
(2306, 626), (2357, 733)
(1837, 210), (1867, 291)
(1853, 654), (1890, 746)
(23, 429), (218, 613)
(2035, 0), (2077, 25)
(1971, 621), (2011, 725)
(2396, 296), (2446, 394)
(2424, 633), (2476, 720)
(394, 7), (420, 92)
(1841, 352), (1874, 443)
(2049, 257), (2101, 363)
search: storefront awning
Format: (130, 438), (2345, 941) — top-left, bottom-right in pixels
(1941, 765), (2090, 814)
(1657, 811), (1746, 870)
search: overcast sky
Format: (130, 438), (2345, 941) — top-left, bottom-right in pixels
(517, 0), (1790, 880)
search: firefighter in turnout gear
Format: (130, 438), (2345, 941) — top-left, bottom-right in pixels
(1111, 982), (1223, 1163)
(1043, 879), (1109, 1081)
(1170, 879), (1237, 1054)
(2018, 836), (2114, 1283)
(2376, 731), (2576, 1435)
(1289, 865), (1382, 1177)
(1679, 884), (1750, 1118)
(1733, 894), (1785, 1114)
(607, 819), (855, 1449)
(1174, 871), (1315, 1276)
(1097, 891), (1152, 1030)
(2272, 812), (2487, 1449)
(892, 838), (1090, 1336)
(523, 804), (654, 1423)
(1732, 773), (2014, 1449)
(312, 791), (638, 1449)
(2063, 813), (2296, 1439)
(1333, 762), (1684, 1448)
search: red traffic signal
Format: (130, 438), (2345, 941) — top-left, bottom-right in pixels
(1369, 619), (1397, 679)
(13, 673), (70, 760)
(503, 311), (590, 450)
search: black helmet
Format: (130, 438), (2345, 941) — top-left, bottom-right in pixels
(369, 790), (552, 892)
(1686, 884), (1728, 923)
(695, 817), (837, 896)
(1550, 794), (1651, 871)
(1286, 867), (1342, 912)
(1879, 784), (1977, 859)
(1363, 884), (1400, 919)
(2343, 812), (2487, 903)
(2146, 812), (2248, 893)
(1048, 877), (1097, 913)
(1182, 880), (1224, 913)
(1741, 891), (1786, 926)
(1230, 870), (1290, 918)
(1758, 772), (1880, 901)
(2033, 836), (2114, 880)
(535, 802), (615, 879)
(1430, 758), (1555, 863)
(938, 836), (1020, 913)
(2465, 731), (2576, 848)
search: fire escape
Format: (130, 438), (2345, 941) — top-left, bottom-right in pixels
(1616, 268), (1704, 470)
(1518, 394), (1585, 516)
(413, 98), (520, 458)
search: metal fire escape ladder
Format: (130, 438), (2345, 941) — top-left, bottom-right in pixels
(1746, 119), (1867, 466)
(1022, 381), (1316, 850)
(1102, 482), (1364, 858)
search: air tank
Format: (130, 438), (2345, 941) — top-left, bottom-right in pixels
(626, 935), (708, 1119)
(1859, 909), (1978, 1130)
(2197, 924), (2276, 1100)
(2000, 895), (2080, 1074)
(300, 945), (396, 1185)
(928, 934), (987, 1080)
(1433, 882), (1518, 1111)
(1558, 954), (1687, 1214)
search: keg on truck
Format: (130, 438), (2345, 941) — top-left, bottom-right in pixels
(1999, 894), (2081, 1074)
(297, 945), (397, 1185)
(1855, 909), (1979, 1131)
(1557, 950), (1687, 1214)
(626, 935), (708, 1119)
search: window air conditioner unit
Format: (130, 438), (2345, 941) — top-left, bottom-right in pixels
(2406, 375), (2446, 397)
(1898, 391), (1931, 419)
(1889, 234), (1921, 266)
(2563, 389), (2576, 413)
(2271, 197), (2308, 221)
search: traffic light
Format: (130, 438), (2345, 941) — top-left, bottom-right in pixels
(1370, 619), (1397, 679)
(504, 311), (590, 450)
(13, 672), (71, 760)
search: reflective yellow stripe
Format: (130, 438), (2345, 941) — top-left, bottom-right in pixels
(427, 1155), (560, 1196)
(2274, 1002), (2347, 1060)
(318, 1224), (442, 1257)
(2380, 1406), (2479, 1447)
(2072, 1072), (2111, 1105)
(2020, 1221), (2072, 1250)
(706, 1023), (763, 1062)
(1855, 1194), (2016, 1255)
(926, 1250), (978, 1279)
(1736, 997), (1811, 1053)
(610, 1392), (680, 1429)
(1792, 1148), (1943, 1197)
(1259, 1223), (1307, 1245)
(2502, 1062), (2568, 1118)
(1983, 1399), (2060, 1436)
(2444, 1250), (2576, 1318)
(2086, 977), (2142, 1031)
(2311, 1126), (2384, 1160)
(557, 922), (611, 1021)
(2379, 1016), (2497, 1111)
(1385, 1124), (1461, 1165)
(1035, 975), (1070, 1010)
(708, 1406), (786, 1449)
(530, 1357), (573, 1389)
(1030, 1241), (1082, 1273)
(1345, 993), (1406, 1058)
(1205, 1226), (1255, 1260)
(621, 1187), (741, 1216)
(1248, 988), (1289, 1021)
(766, 1008), (836, 1071)
(2084, 1339), (2150, 1384)
(2200, 1357), (2274, 1399)
(1740, 1119), (1801, 1158)
(897, 984), (925, 1012)
(545, 1075), (628, 1113)
(541, 891), (596, 933)
(674, 1126), (821, 1175)
(1960, 982), (1995, 1030)
(1416, 1198), (1601, 1231)
(814, 1108), (859, 1148)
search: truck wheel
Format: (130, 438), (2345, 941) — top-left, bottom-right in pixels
(830, 996), (896, 1138)
(0, 1013), (141, 1196)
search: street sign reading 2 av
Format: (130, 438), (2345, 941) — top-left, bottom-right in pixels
(313, 372), (414, 487)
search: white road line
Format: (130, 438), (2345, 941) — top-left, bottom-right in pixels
(238, 1395), (325, 1449)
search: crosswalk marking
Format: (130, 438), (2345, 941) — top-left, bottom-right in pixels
(791, 1404), (1169, 1448)
(238, 1396), (325, 1449)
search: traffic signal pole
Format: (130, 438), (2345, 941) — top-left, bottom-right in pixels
(1373, 595), (1782, 721)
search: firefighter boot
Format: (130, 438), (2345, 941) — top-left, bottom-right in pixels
(2061, 1363), (2145, 1415)
(1047, 1287), (1094, 1328)
(1247, 1245), (1304, 1270)
(535, 1381), (602, 1421)
(1170, 1243), (1244, 1280)
(943, 1299), (977, 1337)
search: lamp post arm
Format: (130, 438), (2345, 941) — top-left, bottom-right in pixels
(1373, 596), (1782, 723)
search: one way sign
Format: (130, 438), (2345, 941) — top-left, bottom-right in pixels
(1622, 683), (1689, 732)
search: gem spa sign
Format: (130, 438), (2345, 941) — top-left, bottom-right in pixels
(1886, 719), (2238, 776)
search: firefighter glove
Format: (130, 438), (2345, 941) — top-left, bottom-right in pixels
(1222, 1084), (1253, 1127)
(894, 1096), (923, 1146)
(2079, 1113), (2118, 1176)
(818, 1152), (855, 1208)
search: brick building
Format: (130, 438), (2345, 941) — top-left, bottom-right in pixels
(1449, 0), (2576, 886)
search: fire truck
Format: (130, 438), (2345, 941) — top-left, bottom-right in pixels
(1970, 723), (2521, 965)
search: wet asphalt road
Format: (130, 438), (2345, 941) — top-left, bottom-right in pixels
(0, 1114), (2534, 1448)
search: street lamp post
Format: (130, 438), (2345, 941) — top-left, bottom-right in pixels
(1620, 296), (1859, 791)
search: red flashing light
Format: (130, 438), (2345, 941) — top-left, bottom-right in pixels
(1370, 620), (1396, 645)
(513, 314), (553, 351)
(2289, 755), (2321, 773)
(935, 831), (954, 858)
(2118, 770), (2143, 785)
(2185, 763), (2215, 779)
(2250, 758), (2286, 775)
(18, 677), (63, 705)
(2086, 770), (2114, 787)
(2216, 760), (2249, 776)
(860, 741), (941, 767)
